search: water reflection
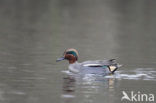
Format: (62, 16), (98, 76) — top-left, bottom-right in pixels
(61, 73), (117, 103)
(62, 76), (75, 103)
(0, 0), (156, 103)
(106, 68), (156, 81)
(61, 67), (156, 103)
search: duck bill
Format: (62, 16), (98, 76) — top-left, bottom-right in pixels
(56, 57), (65, 62)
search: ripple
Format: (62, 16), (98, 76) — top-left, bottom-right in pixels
(106, 68), (156, 81)
(61, 70), (72, 74)
(61, 94), (75, 98)
(62, 68), (156, 81)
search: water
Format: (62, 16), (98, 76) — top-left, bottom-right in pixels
(0, 0), (156, 103)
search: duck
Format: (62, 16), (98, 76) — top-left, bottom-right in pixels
(56, 48), (122, 75)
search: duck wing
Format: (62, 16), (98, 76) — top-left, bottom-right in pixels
(81, 59), (121, 73)
(82, 59), (117, 66)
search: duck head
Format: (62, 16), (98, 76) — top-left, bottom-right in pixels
(56, 48), (79, 64)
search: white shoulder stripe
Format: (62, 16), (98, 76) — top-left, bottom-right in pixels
(83, 64), (102, 67)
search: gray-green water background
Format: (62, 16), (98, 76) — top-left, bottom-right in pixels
(0, 0), (156, 103)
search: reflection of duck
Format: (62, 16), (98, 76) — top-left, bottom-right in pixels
(61, 75), (76, 103)
(61, 74), (116, 103)
(57, 48), (122, 75)
(108, 78), (115, 89)
(63, 76), (75, 93)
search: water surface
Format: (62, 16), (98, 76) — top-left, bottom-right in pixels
(0, 0), (156, 103)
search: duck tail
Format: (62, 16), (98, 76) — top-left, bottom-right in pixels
(109, 59), (116, 62)
(117, 64), (122, 68)
(108, 63), (122, 74)
(109, 58), (118, 64)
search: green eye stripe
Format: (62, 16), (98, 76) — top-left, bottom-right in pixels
(66, 51), (77, 57)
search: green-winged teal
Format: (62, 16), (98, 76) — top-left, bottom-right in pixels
(57, 48), (122, 75)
